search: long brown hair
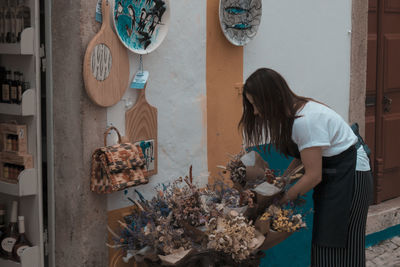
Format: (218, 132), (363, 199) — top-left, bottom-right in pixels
(239, 68), (311, 157)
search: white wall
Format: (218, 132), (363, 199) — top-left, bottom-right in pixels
(107, 0), (207, 211)
(244, 0), (352, 120)
(106, 0), (353, 210)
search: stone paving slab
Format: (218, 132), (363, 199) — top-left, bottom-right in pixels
(366, 236), (400, 267)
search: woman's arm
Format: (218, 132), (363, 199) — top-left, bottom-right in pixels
(282, 158), (302, 177)
(281, 147), (322, 203)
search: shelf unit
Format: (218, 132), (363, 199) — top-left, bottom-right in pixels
(0, 169), (38, 196)
(0, 28), (34, 56)
(0, 89), (36, 116)
(0, 246), (39, 267)
(0, 0), (44, 266)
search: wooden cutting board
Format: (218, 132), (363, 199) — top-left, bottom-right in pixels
(83, 0), (129, 107)
(125, 84), (158, 176)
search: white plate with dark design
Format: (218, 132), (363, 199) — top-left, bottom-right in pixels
(219, 0), (262, 46)
(113, 0), (170, 54)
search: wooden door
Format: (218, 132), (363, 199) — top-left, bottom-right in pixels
(366, 0), (400, 203)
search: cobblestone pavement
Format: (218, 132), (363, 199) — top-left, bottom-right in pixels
(366, 236), (400, 267)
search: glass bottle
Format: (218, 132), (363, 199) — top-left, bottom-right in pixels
(0, 201), (18, 258)
(19, 72), (29, 92)
(12, 216), (31, 262)
(5, 0), (16, 43)
(1, 70), (11, 103)
(15, 0), (24, 42)
(10, 71), (18, 104)
(19, 0), (29, 30)
(16, 72), (22, 104)
(0, 0), (5, 43)
(0, 204), (6, 257)
(0, 67), (5, 89)
(0, 204), (5, 234)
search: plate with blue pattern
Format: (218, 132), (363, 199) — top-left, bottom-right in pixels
(113, 0), (170, 54)
(219, 0), (262, 46)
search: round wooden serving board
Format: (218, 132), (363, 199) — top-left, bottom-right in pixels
(83, 0), (129, 107)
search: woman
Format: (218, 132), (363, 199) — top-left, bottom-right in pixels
(239, 68), (372, 267)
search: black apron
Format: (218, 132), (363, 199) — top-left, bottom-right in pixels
(288, 144), (357, 248)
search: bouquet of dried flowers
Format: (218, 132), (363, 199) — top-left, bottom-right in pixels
(260, 205), (306, 233)
(108, 160), (308, 266)
(224, 151), (247, 187)
(206, 210), (263, 261)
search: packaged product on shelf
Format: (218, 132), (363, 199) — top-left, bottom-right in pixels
(0, 152), (32, 183)
(0, 123), (27, 154)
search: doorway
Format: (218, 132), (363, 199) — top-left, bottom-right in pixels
(366, 0), (400, 203)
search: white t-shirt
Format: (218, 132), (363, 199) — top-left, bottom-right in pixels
(291, 101), (370, 171)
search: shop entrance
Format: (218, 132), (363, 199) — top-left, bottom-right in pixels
(366, 0), (400, 203)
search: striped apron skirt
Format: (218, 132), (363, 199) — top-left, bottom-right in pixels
(311, 147), (373, 267)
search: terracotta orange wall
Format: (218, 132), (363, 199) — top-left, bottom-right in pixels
(206, 0), (244, 183)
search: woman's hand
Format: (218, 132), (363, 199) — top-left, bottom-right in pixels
(279, 192), (289, 205)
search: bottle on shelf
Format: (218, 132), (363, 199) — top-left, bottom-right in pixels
(0, 67), (5, 85)
(0, 204), (5, 234)
(16, 0), (30, 42)
(1, 70), (11, 103)
(16, 72), (23, 104)
(10, 71), (18, 104)
(5, 0), (16, 43)
(20, 71), (29, 92)
(0, 204), (6, 257)
(0, 0), (5, 43)
(15, 0), (22, 42)
(0, 201), (18, 259)
(12, 216), (31, 262)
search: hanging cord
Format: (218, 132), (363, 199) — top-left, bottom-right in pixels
(139, 55), (144, 75)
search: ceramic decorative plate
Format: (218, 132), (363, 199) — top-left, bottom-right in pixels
(219, 0), (262, 46)
(113, 0), (170, 54)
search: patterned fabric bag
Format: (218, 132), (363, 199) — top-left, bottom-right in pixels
(91, 126), (148, 193)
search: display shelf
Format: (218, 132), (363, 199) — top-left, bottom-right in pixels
(0, 89), (36, 116)
(0, 246), (39, 267)
(0, 168), (37, 196)
(0, 28), (34, 55)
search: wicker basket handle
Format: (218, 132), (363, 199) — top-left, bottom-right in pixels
(103, 126), (122, 146)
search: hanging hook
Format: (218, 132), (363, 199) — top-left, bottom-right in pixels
(139, 55), (144, 75)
